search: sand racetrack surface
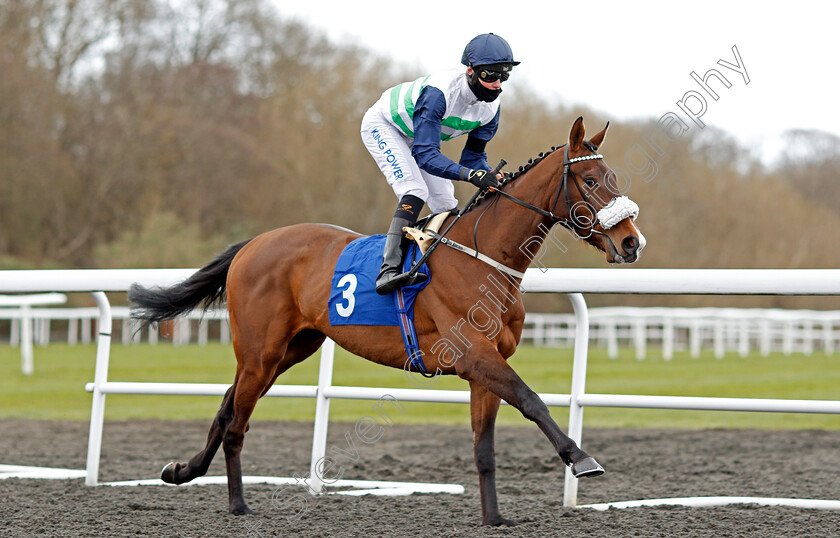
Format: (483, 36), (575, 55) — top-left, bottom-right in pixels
(1, 419), (838, 537)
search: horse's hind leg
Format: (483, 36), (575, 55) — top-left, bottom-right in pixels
(469, 380), (517, 527)
(159, 329), (325, 492)
(160, 384), (236, 485)
(224, 330), (326, 515)
(222, 364), (273, 515)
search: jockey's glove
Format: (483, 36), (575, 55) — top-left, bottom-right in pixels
(467, 169), (499, 190)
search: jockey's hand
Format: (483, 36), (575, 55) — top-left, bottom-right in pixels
(468, 169), (499, 190)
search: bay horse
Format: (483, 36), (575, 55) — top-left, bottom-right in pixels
(128, 116), (645, 526)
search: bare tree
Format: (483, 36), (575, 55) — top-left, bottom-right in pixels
(1, 0), (839, 314)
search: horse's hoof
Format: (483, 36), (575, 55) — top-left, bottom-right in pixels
(571, 457), (605, 478)
(160, 462), (181, 484)
(484, 515), (518, 527)
(230, 503), (255, 516)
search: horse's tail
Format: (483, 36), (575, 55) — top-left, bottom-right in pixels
(128, 239), (252, 325)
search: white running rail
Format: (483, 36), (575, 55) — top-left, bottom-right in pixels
(1, 268), (839, 508)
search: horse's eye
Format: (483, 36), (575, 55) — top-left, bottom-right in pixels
(584, 177), (597, 187)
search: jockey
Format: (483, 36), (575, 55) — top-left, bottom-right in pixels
(361, 33), (519, 295)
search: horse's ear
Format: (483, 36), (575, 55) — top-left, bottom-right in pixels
(589, 121), (610, 149)
(569, 116), (585, 151)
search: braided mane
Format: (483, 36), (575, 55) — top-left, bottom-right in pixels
(467, 140), (600, 212)
(468, 145), (561, 211)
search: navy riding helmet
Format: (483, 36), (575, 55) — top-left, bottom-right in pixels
(461, 33), (520, 68)
(461, 33), (519, 102)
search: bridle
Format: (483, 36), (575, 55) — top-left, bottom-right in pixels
(486, 145), (610, 239)
(411, 145), (640, 287)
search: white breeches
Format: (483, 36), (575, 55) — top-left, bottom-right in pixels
(361, 109), (458, 214)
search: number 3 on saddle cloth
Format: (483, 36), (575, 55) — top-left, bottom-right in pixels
(328, 235), (433, 376)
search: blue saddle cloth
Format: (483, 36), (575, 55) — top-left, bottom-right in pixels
(328, 235), (432, 375)
(329, 235), (430, 326)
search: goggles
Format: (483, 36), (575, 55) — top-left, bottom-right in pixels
(478, 68), (510, 83)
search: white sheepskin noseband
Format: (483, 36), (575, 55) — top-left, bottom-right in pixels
(596, 196), (639, 230)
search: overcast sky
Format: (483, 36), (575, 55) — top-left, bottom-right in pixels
(273, 0), (839, 164)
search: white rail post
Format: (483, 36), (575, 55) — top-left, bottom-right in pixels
(198, 318), (209, 346)
(760, 319), (771, 356)
(606, 319), (618, 360)
(714, 319), (725, 359)
(662, 317), (674, 361)
(534, 315), (545, 347)
(803, 320), (814, 356)
(81, 317), (91, 344)
(564, 293), (590, 507)
(177, 317), (191, 345)
(68, 318), (78, 345)
(823, 321), (834, 355)
(85, 292), (113, 486)
(739, 319), (750, 357)
(633, 317), (646, 360)
(10, 318), (19, 346)
(690, 320), (702, 358)
(38, 318), (50, 346)
(783, 320), (794, 355)
(121, 316), (130, 345)
(308, 338), (336, 495)
(20, 305), (34, 375)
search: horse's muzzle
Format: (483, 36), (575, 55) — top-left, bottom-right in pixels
(618, 232), (646, 263)
(607, 231), (646, 264)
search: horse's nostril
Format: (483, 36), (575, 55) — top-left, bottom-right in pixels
(622, 236), (638, 254)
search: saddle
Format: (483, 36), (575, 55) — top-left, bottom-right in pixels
(403, 211), (453, 254)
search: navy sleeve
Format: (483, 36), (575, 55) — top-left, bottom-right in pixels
(459, 107), (499, 171)
(411, 87), (470, 181)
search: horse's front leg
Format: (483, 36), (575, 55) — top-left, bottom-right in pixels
(468, 380), (516, 526)
(461, 351), (604, 478)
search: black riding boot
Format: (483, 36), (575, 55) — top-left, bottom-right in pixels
(375, 196), (428, 295)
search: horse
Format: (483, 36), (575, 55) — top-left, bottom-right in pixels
(128, 116), (645, 526)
